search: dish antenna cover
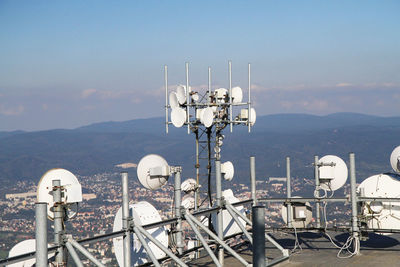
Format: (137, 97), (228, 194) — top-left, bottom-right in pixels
(231, 86), (243, 103)
(137, 154), (170, 190)
(176, 85), (187, 105)
(169, 92), (179, 109)
(390, 146), (400, 173)
(212, 189), (246, 236)
(281, 197), (313, 228)
(215, 88), (228, 103)
(201, 107), (214, 128)
(171, 107), (186, 128)
(181, 178), (197, 193)
(113, 201), (167, 266)
(7, 239), (55, 267)
(358, 173), (400, 232)
(221, 161), (234, 181)
(37, 168), (82, 220)
(318, 155), (348, 191)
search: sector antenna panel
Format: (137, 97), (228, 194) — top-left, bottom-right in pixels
(137, 154), (170, 190)
(37, 168), (82, 220)
(113, 201), (168, 266)
(358, 173), (400, 231)
(212, 189), (246, 236)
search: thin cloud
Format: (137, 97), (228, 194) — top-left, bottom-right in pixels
(81, 88), (97, 98)
(336, 83), (352, 87)
(0, 104), (24, 116)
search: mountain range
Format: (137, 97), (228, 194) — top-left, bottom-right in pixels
(1, 113), (399, 187)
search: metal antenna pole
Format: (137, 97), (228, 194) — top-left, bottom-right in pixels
(121, 172), (131, 267)
(349, 153), (360, 255)
(286, 157), (292, 228)
(229, 60), (233, 132)
(174, 169), (184, 254)
(250, 156), (256, 206)
(186, 62), (190, 134)
(35, 202), (47, 267)
(216, 160), (224, 265)
(194, 130), (200, 259)
(248, 63), (251, 133)
(314, 156), (321, 228)
(165, 65), (169, 134)
(52, 179), (65, 265)
(208, 67), (211, 104)
(252, 206), (266, 267)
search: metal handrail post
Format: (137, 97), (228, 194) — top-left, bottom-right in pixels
(252, 206), (266, 267)
(286, 157), (292, 228)
(250, 156), (256, 206)
(349, 153), (360, 255)
(35, 202), (47, 267)
(121, 172), (131, 267)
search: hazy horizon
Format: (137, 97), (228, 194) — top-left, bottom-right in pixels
(1, 1), (399, 131)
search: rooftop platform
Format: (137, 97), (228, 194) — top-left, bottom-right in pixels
(189, 231), (400, 267)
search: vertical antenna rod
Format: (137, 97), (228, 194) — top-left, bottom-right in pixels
(229, 60), (233, 132)
(286, 157), (292, 227)
(248, 63), (251, 133)
(349, 153), (360, 255)
(250, 156), (256, 206)
(122, 172), (131, 267)
(208, 67), (211, 104)
(53, 179), (65, 265)
(186, 62), (190, 134)
(174, 169), (184, 254)
(215, 160), (224, 265)
(165, 65), (169, 134)
(314, 156), (321, 228)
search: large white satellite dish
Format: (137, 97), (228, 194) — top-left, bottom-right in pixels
(137, 154), (170, 190)
(212, 189), (246, 236)
(7, 239), (55, 267)
(281, 197), (312, 228)
(390, 146), (400, 173)
(358, 173), (400, 232)
(231, 86), (243, 103)
(176, 85), (187, 105)
(169, 92), (179, 109)
(113, 201), (167, 266)
(221, 161), (234, 181)
(201, 107), (214, 128)
(171, 107), (186, 128)
(37, 168), (82, 220)
(318, 155), (348, 191)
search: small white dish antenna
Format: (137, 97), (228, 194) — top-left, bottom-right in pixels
(318, 155), (348, 191)
(191, 92), (199, 102)
(358, 173), (400, 232)
(182, 197), (195, 210)
(281, 197), (313, 228)
(37, 168), (82, 220)
(169, 92), (179, 109)
(215, 88), (228, 103)
(390, 145), (400, 173)
(176, 85), (187, 105)
(231, 86), (243, 103)
(137, 154), (170, 190)
(212, 189), (246, 236)
(201, 107), (214, 128)
(7, 239), (55, 267)
(221, 161), (234, 181)
(113, 201), (167, 266)
(181, 178), (197, 193)
(171, 107), (186, 128)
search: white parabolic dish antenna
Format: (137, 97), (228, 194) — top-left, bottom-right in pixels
(390, 145), (400, 173)
(281, 197), (313, 228)
(318, 155), (348, 191)
(113, 201), (167, 266)
(137, 154), (170, 190)
(171, 107), (186, 128)
(221, 161), (234, 181)
(7, 239), (55, 267)
(212, 189), (246, 236)
(201, 107), (214, 128)
(358, 173), (400, 232)
(169, 92), (179, 109)
(181, 178), (197, 193)
(176, 85), (187, 105)
(37, 168), (82, 220)
(231, 86), (243, 103)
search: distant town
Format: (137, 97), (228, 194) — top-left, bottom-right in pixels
(0, 171), (353, 264)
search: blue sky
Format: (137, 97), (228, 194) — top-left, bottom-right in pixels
(0, 1), (399, 131)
